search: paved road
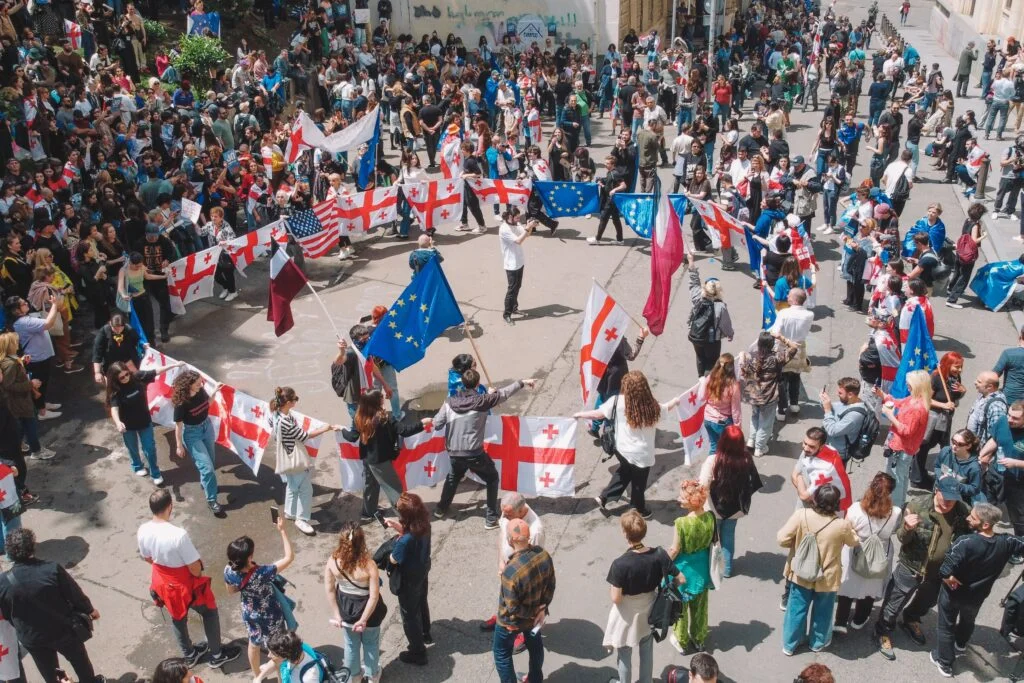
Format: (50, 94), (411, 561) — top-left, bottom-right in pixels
(25, 1), (1024, 681)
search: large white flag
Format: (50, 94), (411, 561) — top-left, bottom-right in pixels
(580, 282), (632, 406)
(675, 380), (710, 466)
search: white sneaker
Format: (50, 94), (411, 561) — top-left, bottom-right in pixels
(1015, 236), (1024, 242)
(31, 447), (56, 460)
(586, 237), (599, 244)
(788, 405), (800, 414)
(38, 411), (62, 421)
(218, 290), (229, 300)
(294, 519), (316, 536)
(776, 411), (787, 420)
(1013, 214), (1021, 221)
(224, 292), (238, 302)
(821, 227), (835, 235)
(45, 403), (61, 411)
(994, 212), (1006, 219)
(152, 476), (165, 486)
(471, 226), (485, 234)
(746, 438), (754, 449)
(945, 300), (964, 309)
(754, 449), (765, 458)
(816, 223), (830, 232)
(669, 631), (685, 654)
(134, 468), (149, 477)
(454, 224), (470, 232)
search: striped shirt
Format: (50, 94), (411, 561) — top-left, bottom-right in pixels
(273, 412), (308, 454)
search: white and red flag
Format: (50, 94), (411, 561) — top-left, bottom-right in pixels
(403, 179), (464, 231)
(261, 144), (283, 178)
(166, 247), (222, 315)
(246, 183), (267, 214)
(0, 464), (17, 510)
(291, 409), (334, 459)
(468, 178), (532, 207)
(642, 184), (684, 336)
(267, 244), (308, 337)
(285, 113), (328, 163)
(531, 159), (552, 181)
(580, 282), (632, 406)
(64, 19), (82, 49)
(209, 386), (272, 475)
(899, 296), (935, 345)
(140, 348), (181, 425)
(336, 186), (399, 233)
(440, 134), (462, 179)
(874, 328), (902, 393)
(676, 380), (710, 466)
(393, 427), (450, 490)
(337, 439), (365, 494)
(801, 445), (853, 512)
(223, 220), (282, 276)
(483, 416), (577, 497)
(0, 614), (17, 680)
(351, 343), (375, 394)
(691, 198), (747, 251)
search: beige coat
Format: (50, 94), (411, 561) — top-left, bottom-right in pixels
(777, 508), (859, 593)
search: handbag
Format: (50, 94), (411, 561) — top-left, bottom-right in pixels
(648, 577), (683, 642)
(924, 371), (954, 441)
(600, 397), (619, 460)
(5, 569), (94, 641)
(273, 415), (313, 475)
(28, 309), (62, 337)
(372, 536), (403, 595)
(708, 517), (725, 590)
(335, 562), (388, 626)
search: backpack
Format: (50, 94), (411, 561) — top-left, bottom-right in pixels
(687, 297), (717, 343)
(648, 577), (684, 642)
(850, 516), (891, 578)
(282, 643), (351, 683)
(844, 405), (880, 462)
(791, 511), (837, 583)
(890, 172), (911, 202)
(956, 232), (979, 264)
(330, 359), (350, 398)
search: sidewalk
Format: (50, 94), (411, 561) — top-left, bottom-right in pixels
(884, 10), (1024, 330)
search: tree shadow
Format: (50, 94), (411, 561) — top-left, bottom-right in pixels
(35, 535), (90, 569)
(712, 619), (773, 652)
(544, 617), (614, 661)
(732, 550), (785, 583)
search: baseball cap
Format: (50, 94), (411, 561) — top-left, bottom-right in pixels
(935, 476), (963, 503)
(145, 223), (162, 236)
(792, 155), (805, 165)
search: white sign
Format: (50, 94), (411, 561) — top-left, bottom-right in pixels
(516, 15), (546, 41)
(353, 8), (369, 24)
(181, 197), (202, 225)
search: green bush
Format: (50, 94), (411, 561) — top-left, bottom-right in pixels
(202, 0), (254, 22)
(143, 19), (168, 45)
(171, 34), (230, 91)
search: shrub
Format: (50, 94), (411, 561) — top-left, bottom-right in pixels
(142, 19), (168, 45)
(171, 34), (230, 91)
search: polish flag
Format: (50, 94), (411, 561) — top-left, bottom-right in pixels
(691, 198), (748, 250)
(209, 385), (272, 475)
(0, 614), (17, 680)
(483, 416), (576, 497)
(0, 465), (17, 510)
(223, 221), (281, 275)
(642, 182), (684, 336)
(393, 428), (450, 490)
(801, 445), (853, 512)
(676, 380), (710, 466)
(468, 178), (532, 207)
(291, 409), (334, 459)
(166, 247), (222, 315)
(899, 296), (935, 345)
(580, 282), (632, 406)
(140, 348), (182, 426)
(403, 179), (464, 231)
(335, 186), (399, 233)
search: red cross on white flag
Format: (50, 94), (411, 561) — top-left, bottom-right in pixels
(291, 410), (334, 459)
(0, 465), (16, 511)
(675, 379), (710, 466)
(691, 198), (749, 251)
(482, 416), (577, 497)
(141, 348), (182, 426)
(223, 221), (281, 276)
(0, 613), (16, 680)
(470, 178), (533, 207)
(800, 445), (853, 512)
(335, 186), (399, 233)
(209, 385), (272, 475)
(166, 246), (222, 316)
(580, 282), (632, 406)
(392, 427), (450, 490)
(403, 179), (464, 231)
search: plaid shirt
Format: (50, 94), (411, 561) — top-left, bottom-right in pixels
(497, 546), (556, 632)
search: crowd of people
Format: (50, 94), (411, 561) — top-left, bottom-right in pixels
(1, 0), (1024, 680)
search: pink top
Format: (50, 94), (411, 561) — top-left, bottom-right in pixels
(703, 377), (742, 425)
(887, 395), (929, 454)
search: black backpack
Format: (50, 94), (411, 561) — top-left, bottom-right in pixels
(844, 405), (880, 462)
(687, 298), (717, 343)
(891, 173), (911, 202)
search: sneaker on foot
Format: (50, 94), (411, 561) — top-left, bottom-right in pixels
(638, 508), (654, 520)
(901, 620), (926, 645)
(208, 500), (225, 516)
(994, 212), (1007, 219)
(471, 226), (486, 235)
(810, 638), (832, 653)
(669, 631), (685, 654)
(294, 519), (316, 536)
(945, 301), (964, 309)
(1015, 236), (1024, 242)
(134, 468), (149, 477)
(224, 292), (238, 302)
(480, 615), (497, 631)
(586, 236), (599, 244)
(398, 650), (427, 666)
(821, 227), (835, 235)
(746, 439), (754, 449)
(1011, 554), (1024, 565)
(20, 492), (39, 505)
(218, 290), (229, 299)
(152, 476), (165, 487)
(45, 403), (61, 410)
(484, 517), (500, 530)
(850, 617), (869, 630)
(513, 632), (527, 654)
(20, 443), (28, 453)
(754, 449), (765, 458)
(788, 405), (800, 414)
(423, 633), (434, 645)
(930, 651), (953, 678)
(614, 239), (625, 245)
(432, 508), (446, 520)
(776, 411), (786, 420)
(954, 641), (968, 653)
(878, 635), (896, 660)
(31, 447), (56, 460)
(454, 224), (470, 232)
(594, 495), (607, 511)
(185, 642), (209, 667)
(503, 313), (514, 326)
(833, 624), (848, 636)
(779, 595), (788, 612)
(209, 645), (241, 669)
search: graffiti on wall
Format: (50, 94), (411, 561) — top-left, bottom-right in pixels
(398, 0), (592, 47)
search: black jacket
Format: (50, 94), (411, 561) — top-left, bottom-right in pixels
(92, 322), (140, 371)
(0, 559), (94, 647)
(340, 416), (425, 465)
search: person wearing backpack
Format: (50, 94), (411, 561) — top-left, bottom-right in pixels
(835, 472), (901, 633)
(873, 480), (972, 662)
(685, 255), (734, 377)
(820, 377), (872, 464)
(259, 631), (332, 683)
(946, 203), (987, 309)
(777, 484), (859, 656)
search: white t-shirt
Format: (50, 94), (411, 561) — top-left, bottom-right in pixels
(882, 160), (912, 196)
(137, 520), (201, 568)
(499, 506), (545, 561)
(599, 395), (661, 468)
(499, 221), (525, 271)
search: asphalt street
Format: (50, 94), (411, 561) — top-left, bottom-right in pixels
(21, 1), (1024, 681)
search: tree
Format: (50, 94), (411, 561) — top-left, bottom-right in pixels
(171, 34), (230, 91)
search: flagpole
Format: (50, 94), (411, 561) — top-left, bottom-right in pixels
(304, 281), (345, 340)
(462, 321), (494, 387)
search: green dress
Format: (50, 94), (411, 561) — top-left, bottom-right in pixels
(672, 511), (715, 648)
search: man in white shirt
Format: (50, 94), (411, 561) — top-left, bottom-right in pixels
(986, 69), (1016, 140)
(499, 207), (536, 325)
(769, 287), (814, 419)
(881, 149), (914, 202)
(137, 489), (240, 669)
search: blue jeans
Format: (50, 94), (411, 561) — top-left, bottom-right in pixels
(705, 417), (733, 455)
(954, 164), (976, 187)
(986, 100), (1010, 137)
(580, 116), (592, 146)
(704, 141), (715, 172)
(282, 468), (313, 522)
(782, 583), (836, 653)
(615, 632), (652, 683)
(124, 425), (161, 478)
(494, 624), (544, 683)
(0, 513), (21, 557)
(398, 193), (412, 236)
(981, 71), (992, 99)
(342, 625), (381, 678)
(376, 364), (401, 415)
(719, 518), (737, 576)
(19, 417), (40, 453)
(631, 116), (642, 139)
(815, 150), (830, 177)
(823, 187), (839, 227)
(677, 106), (693, 133)
(906, 140), (920, 177)
(182, 421), (218, 503)
(886, 449), (913, 508)
(749, 402), (776, 454)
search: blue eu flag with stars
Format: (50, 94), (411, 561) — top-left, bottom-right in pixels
(891, 306), (937, 398)
(762, 284), (777, 331)
(363, 258), (465, 372)
(187, 12), (221, 36)
(535, 181), (600, 218)
(613, 193), (655, 238)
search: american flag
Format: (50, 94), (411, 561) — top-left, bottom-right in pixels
(286, 198), (340, 259)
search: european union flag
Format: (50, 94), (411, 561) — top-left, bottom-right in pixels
(129, 301), (149, 353)
(363, 258), (465, 372)
(762, 284), (777, 330)
(613, 193), (655, 238)
(187, 12), (221, 36)
(970, 260), (1024, 311)
(535, 181), (600, 218)
(891, 306), (938, 399)
(357, 115), (380, 190)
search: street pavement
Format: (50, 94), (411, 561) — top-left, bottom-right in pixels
(24, 1), (1024, 681)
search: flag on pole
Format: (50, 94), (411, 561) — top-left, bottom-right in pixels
(891, 306), (938, 399)
(267, 243), (308, 337)
(287, 199), (341, 259)
(762, 282), (777, 330)
(223, 221), (281, 275)
(690, 198), (749, 251)
(320, 109), (380, 155)
(579, 282), (632, 405)
(166, 247), (222, 315)
(351, 342), (375, 393)
(357, 115), (381, 189)
(285, 113), (328, 163)
(675, 381), (710, 466)
(534, 181), (600, 217)
(363, 258), (464, 371)
(612, 193), (656, 238)
(403, 179), (464, 231)
(64, 19), (82, 48)
(641, 176), (684, 336)
(970, 260), (1024, 311)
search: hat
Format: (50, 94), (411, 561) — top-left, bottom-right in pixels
(935, 476), (963, 502)
(446, 123), (460, 136)
(507, 518), (530, 543)
(145, 223), (162, 236)
(792, 155), (805, 165)
(873, 204), (891, 218)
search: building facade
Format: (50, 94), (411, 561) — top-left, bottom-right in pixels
(930, 0), (1024, 57)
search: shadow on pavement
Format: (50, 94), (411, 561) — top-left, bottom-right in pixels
(760, 473), (788, 495)
(547, 660), (618, 681)
(35, 535), (90, 568)
(544, 617), (612, 661)
(732, 550), (785, 584)
(712, 618), (773, 653)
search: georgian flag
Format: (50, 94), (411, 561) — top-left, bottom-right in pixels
(335, 186), (399, 233)
(337, 439), (365, 494)
(467, 178), (532, 207)
(440, 134), (462, 179)
(483, 416), (577, 497)
(403, 179), (464, 231)
(0, 614), (17, 680)
(140, 348), (182, 425)
(875, 328), (902, 393)
(285, 112), (329, 163)
(166, 247), (222, 315)
(676, 380), (710, 466)
(247, 183), (267, 214)
(223, 221), (284, 276)
(690, 198), (749, 250)
(393, 428), (449, 490)
(531, 159), (552, 181)
(351, 343), (375, 394)
(0, 464), (17, 510)
(291, 409), (334, 459)
(898, 296), (935, 345)
(801, 445), (853, 512)
(580, 282), (632, 405)
(209, 385), (272, 475)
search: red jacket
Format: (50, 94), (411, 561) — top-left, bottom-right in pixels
(150, 563), (217, 621)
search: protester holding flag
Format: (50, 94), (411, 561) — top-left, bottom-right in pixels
(878, 370), (933, 508)
(332, 329), (393, 422)
(339, 390), (432, 522)
(587, 329), (649, 437)
(687, 254), (734, 376)
(589, 155), (628, 244)
(269, 387), (342, 536)
(574, 371), (681, 519)
(172, 369), (226, 516)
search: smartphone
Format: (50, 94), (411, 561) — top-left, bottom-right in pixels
(270, 506), (279, 525)
(373, 509), (388, 528)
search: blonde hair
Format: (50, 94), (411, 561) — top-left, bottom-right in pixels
(905, 370), (933, 411)
(620, 509), (647, 544)
(702, 279), (723, 301)
(0, 331), (20, 357)
(30, 248), (52, 268)
(927, 202), (943, 214)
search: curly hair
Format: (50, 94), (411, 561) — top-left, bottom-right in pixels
(171, 369), (201, 406)
(621, 371), (661, 429)
(679, 479), (708, 511)
(332, 521), (369, 575)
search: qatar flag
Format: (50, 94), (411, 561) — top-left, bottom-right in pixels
(675, 380), (710, 466)
(642, 178), (684, 336)
(0, 614), (17, 680)
(482, 416), (577, 497)
(209, 386), (272, 475)
(0, 465), (16, 510)
(140, 348), (184, 426)
(166, 247), (222, 315)
(393, 428), (451, 490)
(290, 410), (334, 459)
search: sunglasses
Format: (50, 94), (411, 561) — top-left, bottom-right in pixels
(952, 438), (968, 447)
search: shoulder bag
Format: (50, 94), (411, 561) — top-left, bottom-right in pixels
(335, 560), (388, 626)
(648, 576), (683, 642)
(924, 371), (953, 442)
(708, 517), (725, 590)
(6, 568), (94, 641)
(273, 414), (313, 475)
(600, 397), (619, 461)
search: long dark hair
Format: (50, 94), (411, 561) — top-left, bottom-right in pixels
(355, 390), (386, 444)
(396, 492), (430, 538)
(710, 425), (755, 503)
(151, 659), (190, 683)
(104, 360), (135, 410)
